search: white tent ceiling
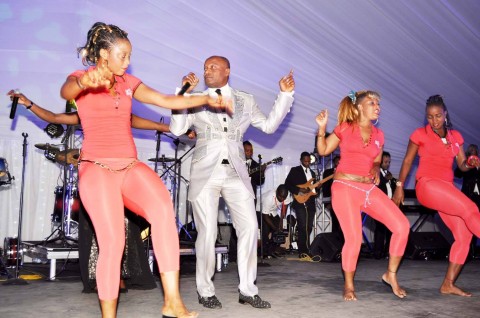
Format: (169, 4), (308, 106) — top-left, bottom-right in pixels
(1, 0), (479, 241)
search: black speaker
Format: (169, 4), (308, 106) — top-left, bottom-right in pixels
(310, 232), (344, 262)
(405, 232), (450, 260)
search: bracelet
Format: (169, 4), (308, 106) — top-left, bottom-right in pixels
(26, 101), (34, 109)
(464, 160), (472, 169)
(76, 76), (86, 90)
(317, 132), (326, 137)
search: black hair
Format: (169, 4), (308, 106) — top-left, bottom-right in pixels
(77, 22), (129, 66)
(426, 95), (452, 129)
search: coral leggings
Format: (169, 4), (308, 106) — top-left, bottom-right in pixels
(332, 180), (410, 272)
(78, 160), (179, 300)
(416, 177), (480, 264)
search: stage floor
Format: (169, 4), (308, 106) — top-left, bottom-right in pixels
(1, 255), (480, 318)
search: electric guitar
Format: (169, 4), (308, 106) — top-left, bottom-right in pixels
(294, 174), (334, 204)
(248, 157), (283, 176)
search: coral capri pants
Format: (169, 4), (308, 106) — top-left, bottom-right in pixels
(332, 180), (410, 272)
(79, 159), (179, 300)
(416, 177), (480, 265)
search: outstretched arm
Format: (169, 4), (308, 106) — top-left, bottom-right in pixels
(7, 90), (80, 125)
(131, 114), (169, 132)
(392, 140), (419, 206)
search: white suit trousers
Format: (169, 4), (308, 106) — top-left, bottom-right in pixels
(191, 163), (259, 297)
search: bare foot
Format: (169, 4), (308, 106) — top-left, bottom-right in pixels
(382, 272), (407, 298)
(440, 281), (472, 297)
(343, 289), (357, 301)
(162, 301), (198, 318)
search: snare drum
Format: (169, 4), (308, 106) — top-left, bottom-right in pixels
(3, 237), (19, 267)
(52, 186), (80, 223)
(0, 157), (8, 177)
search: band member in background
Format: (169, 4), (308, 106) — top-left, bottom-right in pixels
(170, 55), (295, 309)
(58, 22), (226, 318)
(261, 184), (292, 258)
(393, 95), (480, 297)
(244, 140), (266, 196)
(229, 140), (266, 262)
(285, 151), (319, 260)
(322, 155), (342, 235)
(316, 90), (410, 301)
(373, 151), (396, 259)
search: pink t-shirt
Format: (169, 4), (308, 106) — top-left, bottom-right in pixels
(410, 125), (463, 182)
(334, 122), (384, 176)
(70, 68), (141, 159)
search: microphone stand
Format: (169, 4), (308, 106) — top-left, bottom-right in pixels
(3, 133), (29, 285)
(257, 154), (270, 267)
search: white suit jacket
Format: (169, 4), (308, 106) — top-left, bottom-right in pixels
(170, 88), (294, 201)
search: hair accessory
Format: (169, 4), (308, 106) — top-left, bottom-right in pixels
(348, 90), (356, 104)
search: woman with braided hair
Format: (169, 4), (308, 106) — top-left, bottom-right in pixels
(315, 91), (410, 301)
(393, 95), (480, 297)
(60, 22), (226, 318)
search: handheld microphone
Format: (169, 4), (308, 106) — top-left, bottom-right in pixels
(9, 89), (20, 119)
(177, 82), (191, 96)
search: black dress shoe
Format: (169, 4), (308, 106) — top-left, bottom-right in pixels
(198, 293), (222, 309)
(238, 293), (271, 308)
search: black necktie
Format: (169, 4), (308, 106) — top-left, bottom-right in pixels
(215, 88), (222, 96)
(305, 168), (308, 174)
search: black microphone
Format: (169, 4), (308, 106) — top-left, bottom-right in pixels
(177, 82), (191, 96)
(9, 89), (20, 119)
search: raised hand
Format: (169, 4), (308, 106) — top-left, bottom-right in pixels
(279, 70), (295, 92)
(182, 72), (199, 93)
(78, 61), (113, 90)
(315, 109), (329, 128)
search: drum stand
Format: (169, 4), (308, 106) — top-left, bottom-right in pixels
(3, 133), (29, 286)
(43, 125), (78, 247)
(159, 137), (195, 241)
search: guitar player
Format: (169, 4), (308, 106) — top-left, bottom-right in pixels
(228, 140), (266, 262)
(285, 151), (321, 259)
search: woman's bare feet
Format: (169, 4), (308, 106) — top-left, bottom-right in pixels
(440, 280), (472, 297)
(343, 288), (357, 301)
(162, 300), (198, 318)
(382, 272), (407, 298)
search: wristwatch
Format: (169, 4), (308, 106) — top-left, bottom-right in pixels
(395, 180), (403, 187)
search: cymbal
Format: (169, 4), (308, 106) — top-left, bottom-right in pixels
(148, 157), (176, 163)
(55, 149), (80, 167)
(35, 143), (60, 151)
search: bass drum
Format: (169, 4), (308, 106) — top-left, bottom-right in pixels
(52, 186), (80, 223)
(3, 237), (19, 268)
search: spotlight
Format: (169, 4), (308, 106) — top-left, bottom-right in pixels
(44, 123), (65, 138)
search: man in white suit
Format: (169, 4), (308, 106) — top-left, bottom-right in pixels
(170, 56), (294, 309)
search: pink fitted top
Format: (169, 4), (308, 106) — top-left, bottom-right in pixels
(71, 68), (141, 159)
(410, 125), (463, 182)
(333, 122), (384, 176)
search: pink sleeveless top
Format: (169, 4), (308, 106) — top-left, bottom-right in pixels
(333, 122), (384, 176)
(70, 68), (141, 159)
(410, 125), (463, 182)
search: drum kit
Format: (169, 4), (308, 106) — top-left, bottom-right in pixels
(33, 143), (81, 244)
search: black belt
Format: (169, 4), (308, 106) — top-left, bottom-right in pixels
(221, 159), (230, 164)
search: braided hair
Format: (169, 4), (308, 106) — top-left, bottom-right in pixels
(425, 95), (453, 129)
(77, 22), (129, 66)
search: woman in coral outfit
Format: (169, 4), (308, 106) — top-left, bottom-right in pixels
(316, 91), (410, 301)
(60, 22), (225, 318)
(393, 95), (480, 297)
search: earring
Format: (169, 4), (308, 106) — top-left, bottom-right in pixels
(445, 117), (448, 126)
(373, 119), (379, 126)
